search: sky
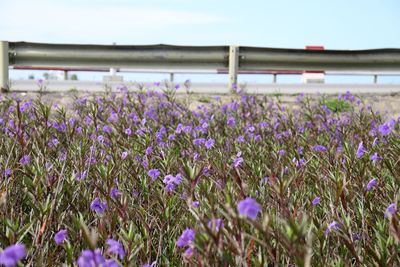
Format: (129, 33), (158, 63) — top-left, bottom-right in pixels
(2, 0), (400, 82)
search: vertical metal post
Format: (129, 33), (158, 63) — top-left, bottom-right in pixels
(63, 70), (68, 80)
(0, 41), (9, 91)
(273, 74), (277, 83)
(170, 72), (174, 82)
(373, 74), (378, 84)
(110, 42), (117, 77)
(228, 45), (239, 90)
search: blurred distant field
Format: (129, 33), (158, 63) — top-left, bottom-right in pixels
(10, 91), (400, 118)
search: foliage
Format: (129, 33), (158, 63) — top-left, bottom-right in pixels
(0, 86), (399, 266)
(322, 98), (352, 113)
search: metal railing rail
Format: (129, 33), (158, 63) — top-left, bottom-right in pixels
(2, 41), (400, 91)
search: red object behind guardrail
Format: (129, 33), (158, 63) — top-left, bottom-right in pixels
(305, 46), (325, 73)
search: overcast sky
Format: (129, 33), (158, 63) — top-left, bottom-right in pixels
(2, 0), (400, 82)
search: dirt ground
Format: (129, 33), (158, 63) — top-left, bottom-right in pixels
(4, 91), (400, 119)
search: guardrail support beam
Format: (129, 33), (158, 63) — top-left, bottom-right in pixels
(0, 41), (9, 91)
(228, 45), (239, 90)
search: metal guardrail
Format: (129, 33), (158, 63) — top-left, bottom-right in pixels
(2, 41), (400, 91)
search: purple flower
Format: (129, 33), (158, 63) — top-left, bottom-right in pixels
(378, 120), (395, 136)
(110, 187), (121, 198)
(0, 244), (26, 267)
(121, 151), (128, 160)
(59, 150), (67, 161)
(205, 138), (215, 149)
(54, 229), (68, 245)
(236, 136), (245, 143)
(20, 101), (32, 113)
(356, 142), (366, 158)
(176, 228), (195, 248)
(165, 182), (176, 192)
(163, 174), (183, 192)
(148, 169), (161, 180)
(227, 116), (236, 127)
(246, 125), (255, 133)
(183, 247), (194, 258)
(277, 150), (286, 156)
(4, 168), (12, 177)
(163, 174), (175, 185)
(292, 157), (305, 168)
(207, 219), (224, 232)
(365, 178), (377, 191)
(191, 201), (200, 208)
(338, 91), (355, 102)
(325, 221), (340, 236)
(233, 157), (243, 168)
(90, 198), (107, 214)
(237, 197), (261, 219)
(97, 135), (105, 142)
(48, 138), (59, 148)
(77, 249), (118, 267)
(103, 125), (113, 134)
(106, 239), (125, 259)
(385, 203), (397, 218)
(124, 128), (132, 136)
(378, 123), (392, 136)
(19, 155), (30, 166)
(174, 174), (183, 185)
(370, 152), (381, 162)
(76, 170), (88, 181)
(107, 113), (118, 123)
(193, 138), (205, 146)
(312, 196), (321, 206)
(175, 123), (183, 134)
(297, 147), (304, 155)
(313, 145), (327, 152)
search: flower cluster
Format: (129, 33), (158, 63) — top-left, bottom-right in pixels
(163, 173), (183, 192)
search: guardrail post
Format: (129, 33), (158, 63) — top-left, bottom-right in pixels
(273, 74), (277, 83)
(110, 67), (117, 76)
(228, 45), (239, 90)
(373, 74), (378, 84)
(0, 41), (9, 91)
(170, 73), (174, 82)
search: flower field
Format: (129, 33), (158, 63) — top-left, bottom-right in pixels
(0, 85), (399, 266)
